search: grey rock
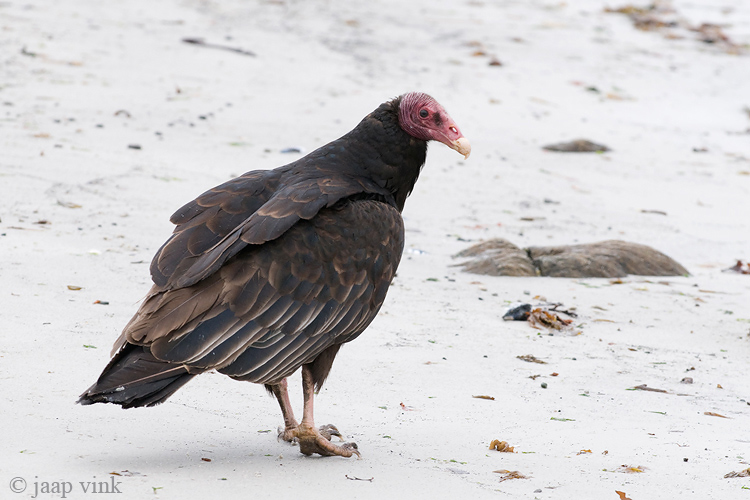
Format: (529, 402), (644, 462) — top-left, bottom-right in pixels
(528, 240), (688, 277)
(453, 239), (537, 276)
(454, 239), (688, 278)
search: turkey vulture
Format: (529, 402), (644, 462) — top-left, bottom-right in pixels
(78, 92), (470, 458)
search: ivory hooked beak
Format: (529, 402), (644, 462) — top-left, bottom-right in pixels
(449, 137), (471, 160)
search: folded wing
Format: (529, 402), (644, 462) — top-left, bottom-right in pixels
(117, 199), (404, 385)
(150, 164), (394, 291)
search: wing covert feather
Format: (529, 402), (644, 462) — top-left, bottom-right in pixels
(152, 168), (394, 291)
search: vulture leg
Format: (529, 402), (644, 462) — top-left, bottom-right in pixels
(292, 364), (361, 458)
(270, 377), (345, 445)
(269, 379), (299, 442)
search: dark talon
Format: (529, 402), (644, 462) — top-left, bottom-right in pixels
(342, 442), (361, 459)
(319, 424), (343, 441)
(277, 425), (299, 444)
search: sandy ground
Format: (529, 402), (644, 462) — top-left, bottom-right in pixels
(2, 0), (749, 498)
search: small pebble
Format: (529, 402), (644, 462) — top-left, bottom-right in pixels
(683, 458), (688, 462)
(541, 382), (548, 389)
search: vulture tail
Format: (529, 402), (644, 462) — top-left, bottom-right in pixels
(78, 343), (195, 409)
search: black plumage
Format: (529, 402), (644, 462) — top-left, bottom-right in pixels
(79, 92), (470, 457)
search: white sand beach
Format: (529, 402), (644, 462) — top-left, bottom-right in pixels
(1, 1), (749, 498)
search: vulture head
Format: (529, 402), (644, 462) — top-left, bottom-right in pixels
(398, 92), (471, 159)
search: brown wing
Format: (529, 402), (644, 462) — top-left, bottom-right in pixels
(150, 170), (281, 288)
(151, 166), (395, 291)
(116, 198), (404, 385)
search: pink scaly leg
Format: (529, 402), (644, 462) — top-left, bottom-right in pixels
(270, 379), (299, 442)
(293, 365), (360, 458)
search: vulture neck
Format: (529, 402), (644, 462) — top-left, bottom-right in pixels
(342, 96), (427, 212)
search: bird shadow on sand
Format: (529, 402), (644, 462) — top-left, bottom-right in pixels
(79, 439), (362, 479)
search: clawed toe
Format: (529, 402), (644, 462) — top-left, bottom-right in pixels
(277, 425), (299, 444)
(319, 424), (343, 441)
(340, 442), (361, 459)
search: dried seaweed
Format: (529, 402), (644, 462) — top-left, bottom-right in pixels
(57, 200), (82, 209)
(345, 475), (374, 482)
(724, 260), (750, 274)
(724, 468), (750, 478)
(631, 384), (668, 393)
(528, 308), (573, 331)
(517, 354), (547, 364)
(489, 440), (515, 452)
(691, 23), (734, 46)
(548, 304), (578, 318)
(605, 2), (745, 54)
(704, 411), (730, 418)
(181, 37), (256, 56)
(605, 3), (677, 31)
(109, 470), (142, 477)
(616, 464), (647, 473)
(493, 469), (527, 482)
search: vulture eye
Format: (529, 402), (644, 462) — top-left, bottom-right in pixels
(419, 109), (429, 118)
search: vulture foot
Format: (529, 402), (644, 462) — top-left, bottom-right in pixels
(295, 423), (360, 458)
(277, 423), (343, 444)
